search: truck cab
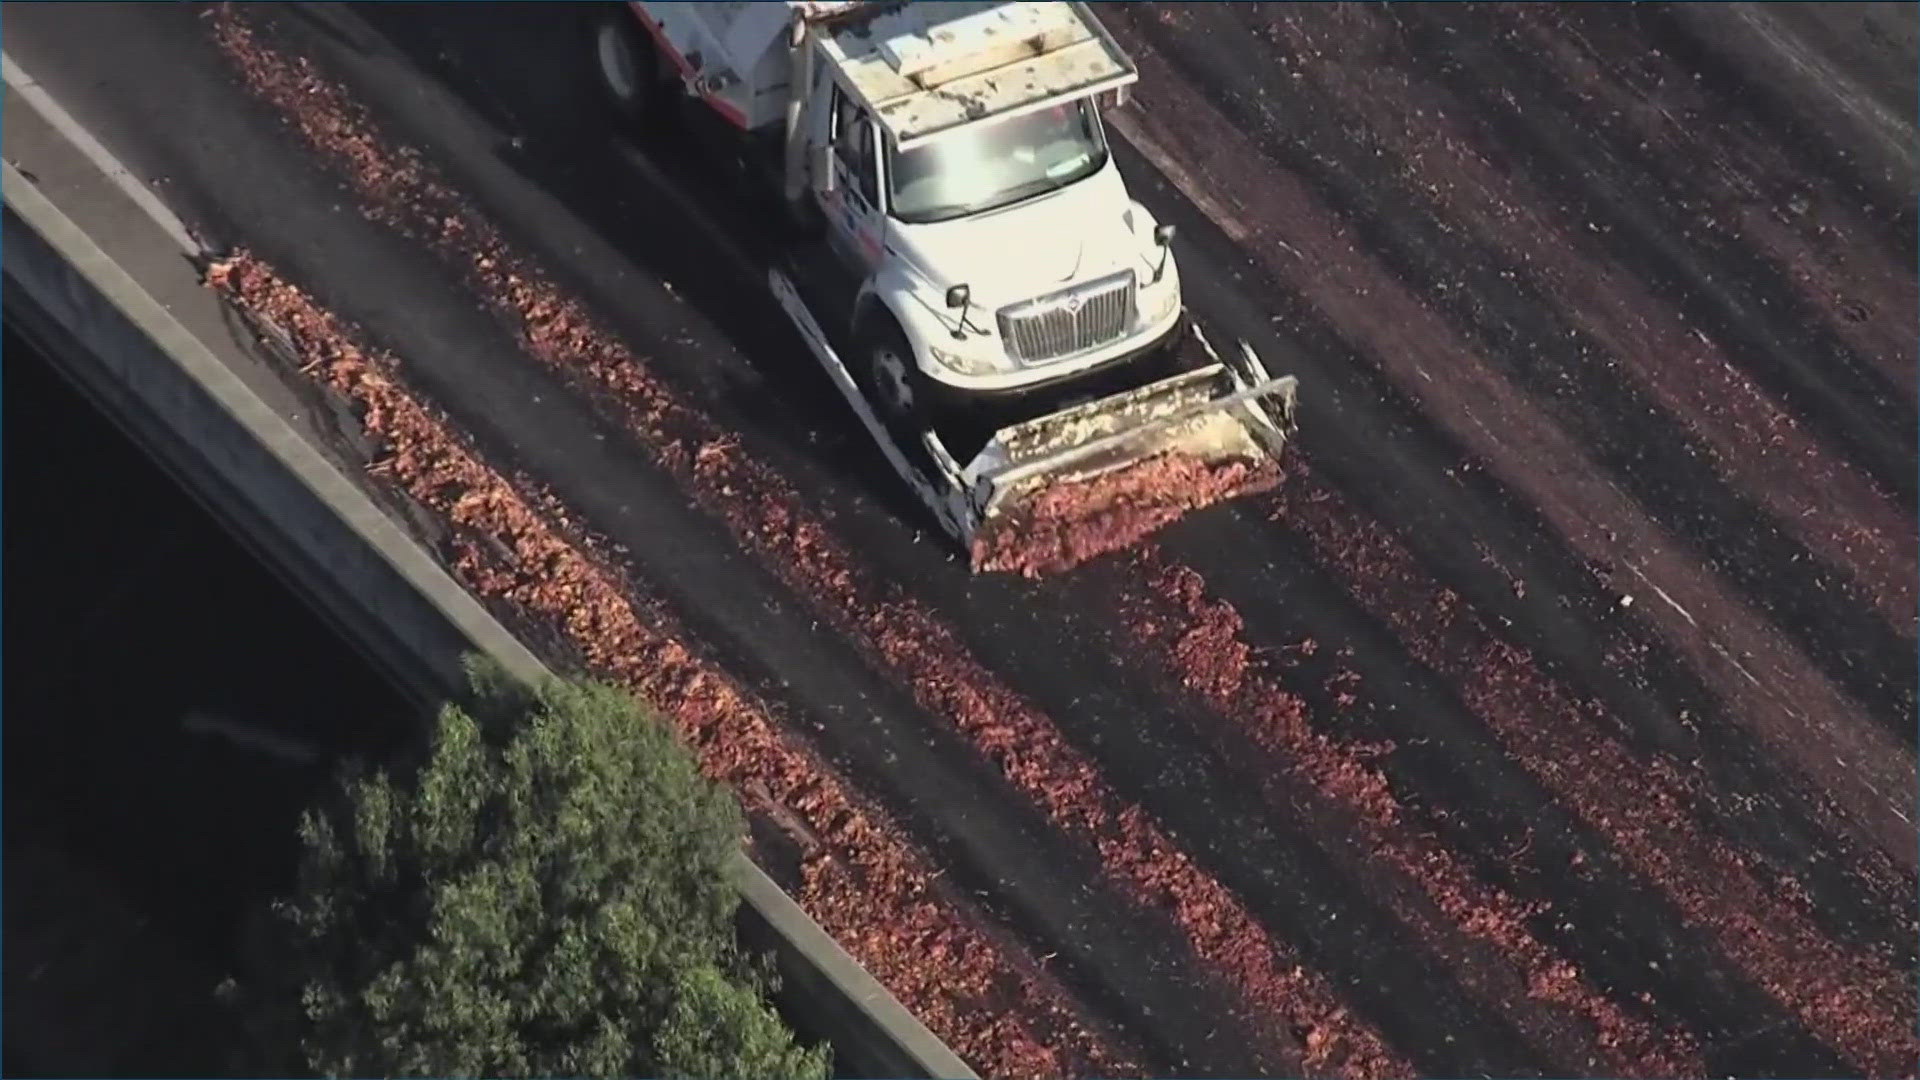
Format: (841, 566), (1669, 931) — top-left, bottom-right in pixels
(598, 2), (1187, 422)
(795, 3), (1186, 414)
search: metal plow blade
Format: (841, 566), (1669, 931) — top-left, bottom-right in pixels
(964, 358), (1299, 577)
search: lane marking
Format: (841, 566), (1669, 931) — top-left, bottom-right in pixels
(3, 50), (203, 255)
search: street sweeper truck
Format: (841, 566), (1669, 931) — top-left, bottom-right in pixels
(587, 0), (1300, 570)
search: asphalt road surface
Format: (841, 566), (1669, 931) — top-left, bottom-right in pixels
(6, 3), (1912, 1077)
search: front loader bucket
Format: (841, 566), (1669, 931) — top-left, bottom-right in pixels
(964, 359), (1299, 576)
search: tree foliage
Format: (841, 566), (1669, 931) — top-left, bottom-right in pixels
(261, 660), (829, 1080)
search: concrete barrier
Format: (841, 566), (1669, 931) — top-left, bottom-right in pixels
(2, 88), (973, 1080)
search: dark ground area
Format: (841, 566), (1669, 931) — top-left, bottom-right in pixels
(1, 322), (417, 1074)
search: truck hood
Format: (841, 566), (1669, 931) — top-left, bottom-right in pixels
(887, 163), (1144, 311)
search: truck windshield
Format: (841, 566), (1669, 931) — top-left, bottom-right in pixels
(887, 100), (1109, 225)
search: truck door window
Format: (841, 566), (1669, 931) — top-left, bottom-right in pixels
(831, 86), (881, 209)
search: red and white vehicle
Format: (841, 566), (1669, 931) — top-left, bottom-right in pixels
(588, 1), (1299, 561)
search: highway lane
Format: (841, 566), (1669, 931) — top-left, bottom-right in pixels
(1100, 0), (1918, 948)
(8, 2), (1912, 1075)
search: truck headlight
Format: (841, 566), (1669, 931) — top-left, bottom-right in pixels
(927, 342), (1005, 376)
(1149, 281), (1180, 323)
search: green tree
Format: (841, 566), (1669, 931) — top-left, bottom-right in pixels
(253, 660), (829, 1080)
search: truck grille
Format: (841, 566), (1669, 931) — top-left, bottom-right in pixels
(997, 271), (1137, 365)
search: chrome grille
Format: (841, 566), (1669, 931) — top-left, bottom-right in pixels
(997, 271), (1137, 365)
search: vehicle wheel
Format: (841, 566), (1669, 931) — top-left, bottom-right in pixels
(859, 318), (929, 433)
(587, 7), (665, 129)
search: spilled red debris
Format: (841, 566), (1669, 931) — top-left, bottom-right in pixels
(970, 454), (1280, 577)
(205, 3), (1920, 1074)
(1097, 6), (1917, 870)
(207, 12), (1409, 1077)
(1271, 459), (1920, 1076)
(1120, 546), (1701, 1078)
(202, 251), (1126, 1080)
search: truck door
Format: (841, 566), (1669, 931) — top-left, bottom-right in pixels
(824, 82), (886, 271)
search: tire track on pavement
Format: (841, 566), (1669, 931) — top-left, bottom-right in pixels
(1523, 1), (1919, 407)
(1156, 0), (1916, 738)
(1398, 2), (1915, 507)
(1109, 126), (1917, 991)
(1098, 7), (1918, 869)
(1099, 546), (1704, 1078)
(1259, 458), (1919, 1076)
(1144, 508), (1877, 1077)
(1225, 0), (1915, 637)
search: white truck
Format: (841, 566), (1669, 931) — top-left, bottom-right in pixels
(587, 0), (1300, 566)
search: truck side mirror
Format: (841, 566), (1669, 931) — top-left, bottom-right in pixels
(1154, 224), (1176, 247)
(813, 143), (836, 193)
(945, 284), (972, 339)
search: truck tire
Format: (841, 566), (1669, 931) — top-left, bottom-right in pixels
(587, 7), (667, 129)
(858, 317), (930, 432)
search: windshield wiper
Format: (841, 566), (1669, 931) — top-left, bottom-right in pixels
(900, 169), (1089, 224)
(905, 183), (1058, 223)
(994, 175), (1071, 205)
(903, 202), (985, 223)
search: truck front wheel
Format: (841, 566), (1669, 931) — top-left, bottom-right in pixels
(588, 8), (666, 128)
(859, 319), (930, 431)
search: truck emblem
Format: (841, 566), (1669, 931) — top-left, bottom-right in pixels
(1062, 295), (1084, 314)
